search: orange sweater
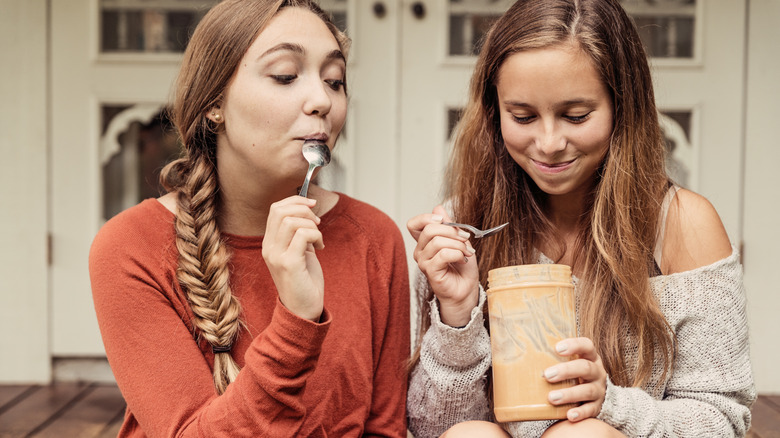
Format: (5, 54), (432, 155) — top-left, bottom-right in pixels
(89, 194), (410, 437)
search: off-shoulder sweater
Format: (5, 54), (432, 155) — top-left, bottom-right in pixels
(90, 194), (410, 437)
(407, 248), (755, 437)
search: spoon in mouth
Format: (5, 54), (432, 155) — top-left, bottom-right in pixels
(298, 140), (331, 198)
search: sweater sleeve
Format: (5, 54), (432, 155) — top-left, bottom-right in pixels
(363, 221), (411, 438)
(89, 213), (331, 437)
(407, 285), (493, 438)
(595, 249), (755, 437)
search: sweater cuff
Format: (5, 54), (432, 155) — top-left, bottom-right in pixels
(596, 375), (625, 427)
(272, 299), (331, 349)
(247, 300), (331, 376)
(424, 285), (490, 367)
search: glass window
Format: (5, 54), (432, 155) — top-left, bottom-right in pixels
(659, 110), (694, 188)
(620, 0), (697, 59)
(448, 0), (514, 56)
(101, 104), (180, 220)
(319, 0), (348, 34)
(99, 0), (218, 53)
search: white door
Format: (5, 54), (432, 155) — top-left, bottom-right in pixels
(49, 0), (745, 359)
(398, 0), (515, 243)
(50, 0), (215, 356)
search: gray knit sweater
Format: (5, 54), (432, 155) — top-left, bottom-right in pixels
(407, 248), (755, 438)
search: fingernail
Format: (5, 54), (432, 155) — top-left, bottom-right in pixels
(458, 230), (470, 239)
(431, 214), (443, 223)
(556, 342), (568, 353)
(568, 410), (580, 420)
(465, 243), (476, 255)
(543, 367), (558, 379)
(549, 391), (563, 402)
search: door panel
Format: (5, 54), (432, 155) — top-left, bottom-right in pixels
(50, 0), (210, 355)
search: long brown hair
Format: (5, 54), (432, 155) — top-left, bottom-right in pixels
(160, 0), (349, 394)
(416, 0), (673, 388)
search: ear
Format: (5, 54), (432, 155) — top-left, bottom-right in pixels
(206, 105), (223, 124)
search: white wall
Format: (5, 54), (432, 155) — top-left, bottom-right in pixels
(0, 0), (51, 382)
(743, 0), (780, 395)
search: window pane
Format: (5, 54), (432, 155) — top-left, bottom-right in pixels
(620, 0), (696, 59)
(448, 0), (514, 56)
(99, 0), (218, 53)
(319, 0), (348, 34)
(101, 105), (180, 220)
(660, 110), (694, 188)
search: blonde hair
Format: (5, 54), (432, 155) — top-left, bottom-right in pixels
(161, 0), (349, 394)
(414, 0), (673, 388)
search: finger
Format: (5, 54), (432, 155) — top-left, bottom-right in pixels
(431, 205), (451, 222)
(543, 358), (603, 383)
(563, 402), (602, 422)
(554, 337), (599, 362)
(420, 246), (474, 274)
(288, 227), (324, 255)
(270, 216), (320, 247)
(407, 210), (445, 241)
(267, 197), (320, 228)
(548, 381), (602, 406)
(414, 223), (471, 259)
(415, 235), (475, 269)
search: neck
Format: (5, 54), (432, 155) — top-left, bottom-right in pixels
(546, 192), (587, 233)
(216, 165), (301, 236)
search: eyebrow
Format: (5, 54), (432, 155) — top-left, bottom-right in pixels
(258, 43), (346, 65)
(504, 98), (599, 108)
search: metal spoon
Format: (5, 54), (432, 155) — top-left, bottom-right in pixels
(298, 140), (331, 198)
(443, 221), (509, 239)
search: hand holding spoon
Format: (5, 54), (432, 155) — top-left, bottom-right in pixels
(298, 140), (331, 198)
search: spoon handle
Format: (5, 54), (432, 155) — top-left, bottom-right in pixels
(299, 163), (317, 198)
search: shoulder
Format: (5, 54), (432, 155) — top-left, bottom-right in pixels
(329, 194), (403, 240)
(90, 199), (175, 265)
(661, 188), (732, 274)
(323, 194), (406, 265)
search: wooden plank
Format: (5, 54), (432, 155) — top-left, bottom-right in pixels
(749, 396), (780, 438)
(95, 409), (125, 438)
(0, 385), (37, 413)
(0, 383), (90, 438)
(32, 385), (126, 438)
(763, 394), (780, 410)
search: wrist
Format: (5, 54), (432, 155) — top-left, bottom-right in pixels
(438, 288), (480, 327)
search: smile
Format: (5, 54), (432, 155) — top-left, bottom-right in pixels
(532, 158), (575, 174)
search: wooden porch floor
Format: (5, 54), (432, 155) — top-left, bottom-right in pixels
(1, 383), (778, 437)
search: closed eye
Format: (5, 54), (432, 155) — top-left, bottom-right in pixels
(271, 74), (297, 84)
(564, 111), (592, 123)
(325, 79), (345, 91)
(512, 114), (535, 124)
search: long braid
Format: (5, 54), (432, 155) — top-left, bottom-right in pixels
(160, 0), (349, 395)
(171, 153), (242, 394)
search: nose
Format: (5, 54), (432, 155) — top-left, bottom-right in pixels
(303, 76), (333, 117)
(536, 119), (566, 155)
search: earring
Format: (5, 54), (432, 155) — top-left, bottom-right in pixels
(211, 112), (222, 123)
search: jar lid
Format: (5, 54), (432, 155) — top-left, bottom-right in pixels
(488, 264), (572, 289)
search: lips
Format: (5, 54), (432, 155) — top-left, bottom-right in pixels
(298, 132), (329, 142)
(532, 158), (575, 174)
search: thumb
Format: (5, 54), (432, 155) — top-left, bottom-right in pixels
(432, 205), (453, 222)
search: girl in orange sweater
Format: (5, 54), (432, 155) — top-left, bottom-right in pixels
(89, 1), (409, 436)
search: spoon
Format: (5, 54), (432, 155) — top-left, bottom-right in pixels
(298, 140), (331, 198)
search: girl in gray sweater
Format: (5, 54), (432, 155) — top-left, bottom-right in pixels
(405, 0), (755, 436)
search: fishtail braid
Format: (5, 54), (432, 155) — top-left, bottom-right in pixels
(172, 153), (243, 394)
